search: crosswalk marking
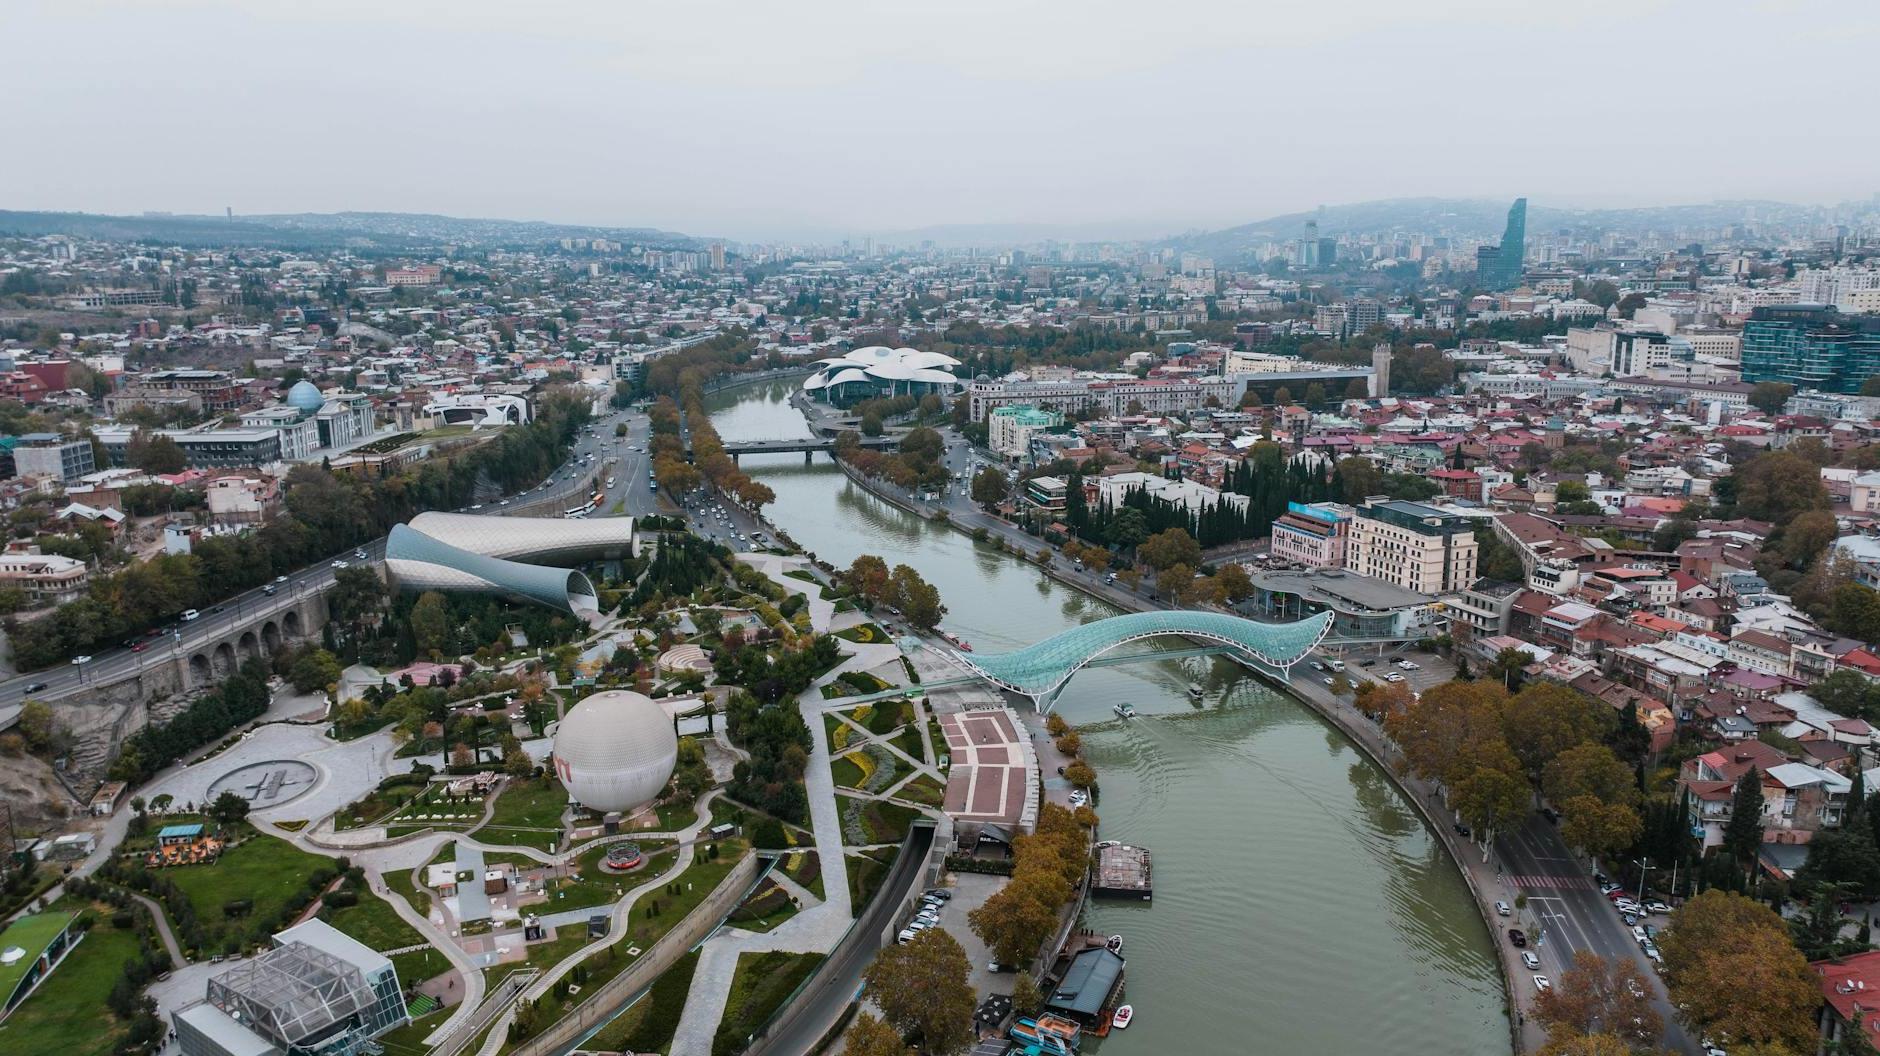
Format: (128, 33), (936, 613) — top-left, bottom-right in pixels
(1507, 874), (1594, 890)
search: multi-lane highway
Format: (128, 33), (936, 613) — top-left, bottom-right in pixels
(0, 399), (651, 713)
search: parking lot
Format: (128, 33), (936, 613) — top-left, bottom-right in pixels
(902, 870), (1009, 997)
(1314, 643), (1457, 695)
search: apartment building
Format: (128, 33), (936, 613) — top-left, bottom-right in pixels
(1269, 501), (1353, 569)
(1344, 500), (1480, 594)
(12, 433), (96, 483)
(987, 405), (1064, 462)
(0, 550), (91, 605)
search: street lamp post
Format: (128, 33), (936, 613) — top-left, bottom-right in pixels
(1634, 856), (1653, 901)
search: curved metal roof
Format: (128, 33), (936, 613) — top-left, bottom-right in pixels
(948, 609), (1332, 701)
(386, 524), (598, 614)
(405, 512), (635, 566)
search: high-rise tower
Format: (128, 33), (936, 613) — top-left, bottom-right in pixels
(1474, 197), (1527, 290)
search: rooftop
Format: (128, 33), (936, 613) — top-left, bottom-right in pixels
(0, 911), (76, 1004)
(1249, 566), (1436, 615)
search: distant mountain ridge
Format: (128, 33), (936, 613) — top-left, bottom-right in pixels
(0, 209), (713, 253)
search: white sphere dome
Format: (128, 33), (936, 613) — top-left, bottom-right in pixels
(552, 690), (678, 813)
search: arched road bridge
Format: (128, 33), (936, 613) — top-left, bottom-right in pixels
(943, 609), (1334, 710)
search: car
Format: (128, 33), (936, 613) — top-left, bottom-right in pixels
(354, 549), (367, 559)
(1397, 659), (1420, 671)
(145, 626), (164, 638)
(1614, 897), (1643, 913)
(1644, 900), (1671, 915)
(1620, 911), (1640, 926)
(1359, 658), (1376, 667)
(332, 560), (349, 569)
(1453, 823), (1472, 838)
(127, 641), (147, 653)
(1521, 952), (1541, 970)
(1533, 975), (1551, 992)
(1641, 942), (1662, 963)
(470, 504), (483, 510)
(897, 927), (921, 944)
(1507, 928), (1527, 948)
(1384, 673), (1407, 683)
(1494, 900), (1512, 917)
(182, 608), (200, 621)
(1322, 676), (1336, 686)
(274, 575), (288, 584)
(1310, 661), (1328, 672)
(210, 605), (226, 614)
(23, 681), (47, 693)
(1592, 871), (1609, 886)
(986, 962), (1011, 973)
(923, 889), (952, 902)
(1632, 925), (1650, 945)
(1540, 806), (1560, 824)
(915, 912), (939, 927)
(261, 585), (277, 596)
(72, 655), (92, 665)
(1605, 888), (1632, 902)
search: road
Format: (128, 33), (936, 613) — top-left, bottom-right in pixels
(0, 400), (651, 713)
(745, 824), (935, 1056)
(1495, 817), (1698, 1053)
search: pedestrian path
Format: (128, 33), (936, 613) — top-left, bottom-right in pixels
(1506, 873), (1594, 891)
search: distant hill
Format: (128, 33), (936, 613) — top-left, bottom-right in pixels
(1166, 196), (1827, 263)
(0, 209), (712, 253)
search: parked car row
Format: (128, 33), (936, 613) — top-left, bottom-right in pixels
(897, 888), (953, 944)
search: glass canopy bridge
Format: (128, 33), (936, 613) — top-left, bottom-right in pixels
(890, 609), (1336, 712)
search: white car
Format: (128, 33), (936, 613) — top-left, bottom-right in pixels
(332, 559), (349, 569)
(1384, 673), (1407, 683)
(1521, 952), (1541, 970)
(1533, 975), (1551, 992)
(181, 609), (201, 621)
(1397, 660), (1420, 671)
(72, 655), (93, 665)
(1631, 925), (1650, 945)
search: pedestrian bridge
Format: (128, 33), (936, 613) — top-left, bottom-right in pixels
(943, 609), (1333, 707)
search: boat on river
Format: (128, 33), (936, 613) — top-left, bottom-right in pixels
(939, 629), (973, 651)
(1112, 1004), (1134, 1029)
(1113, 702), (1136, 719)
(1186, 682), (1204, 699)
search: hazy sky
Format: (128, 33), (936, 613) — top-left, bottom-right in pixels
(6, 0), (1876, 240)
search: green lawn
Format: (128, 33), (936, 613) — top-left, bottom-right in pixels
(0, 913), (141, 1056)
(858, 800), (920, 844)
(325, 889), (427, 952)
(823, 713), (857, 754)
(847, 852), (889, 912)
(834, 623), (888, 644)
(726, 879), (800, 934)
(895, 773), (945, 808)
(382, 867), (428, 916)
(165, 832), (334, 952)
(390, 945), (451, 989)
(863, 699), (911, 734)
(377, 1005), (452, 1056)
(543, 841), (678, 913)
(472, 776), (568, 851)
(585, 949), (700, 1055)
(830, 752), (866, 789)
(712, 951), (825, 1055)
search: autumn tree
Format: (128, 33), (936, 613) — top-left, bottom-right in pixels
(971, 467), (1010, 506)
(1748, 381), (1796, 417)
(1137, 527), (1201, 571)
(1542, 743), (1638, 809)
(862, 928), (976, 1056)
(1535, 1033), (1635, 1056)
(969, 873), (1062, 967)
(1559, 796), (1642, 859)
(1501, 683), (1607, 785)
(1533, 950), (1661, 1048)
(846, 554), (891, 604)
(1659, 890), (1819, 1051)
(842, 1012), (912, 1056)
(1731, 450), (1831, 523)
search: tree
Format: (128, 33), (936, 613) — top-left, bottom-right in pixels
(1724, 770), (1767, 863)
(969, 875), (1061, 966)
(862, 928), (975, 1056)
(971, 468), (1010, 507)
(1502, 683), (1606, 782)
(1659, 890), (1819, 1051)
(1010, 973), (1043, 1018)
(1215, 562), (1254, 602)
(208, 790), (250, 824)
(861, 412), (884, 437)
(1454, 764), (1529, 841)
(1533, 950), (1661, 1047)
(1542, 743), (1637, 809)
(1535, 1033), (1637, 1056)
(847, 555), (891, 604)
(1616, 292), (1649, 320)
(129, 434), (187, 474)
(1732, 451), (1831, 523)
(842, 1012), (912, 1056)
(888, 564), (945, 629)
(1778, 509), (1840, 569)
(1137, 527), (1200, 571)
(1105, 507), (1150, 551)
(1559, 796), (1641, 859)
(410, 591), (452, 657)
(1794, 827), (1880, 900)
(1749, 381), (1796, 417)
(16, 699), (55, 754)
(1303, 382), (1327, 408)
(288, 648), (342, 694)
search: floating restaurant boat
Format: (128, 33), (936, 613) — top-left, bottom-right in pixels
(1010, 1017), (1079, 1054)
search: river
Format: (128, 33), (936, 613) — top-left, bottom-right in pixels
(709, 379), (1510, 1055)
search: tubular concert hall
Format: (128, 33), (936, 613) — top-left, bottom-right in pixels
(801, 346), (963, 406)
(385, 513), (638, 616)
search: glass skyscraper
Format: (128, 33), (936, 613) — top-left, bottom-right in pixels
(1740, 304), (1880, 394)
(1474, 197), (1527, 291)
